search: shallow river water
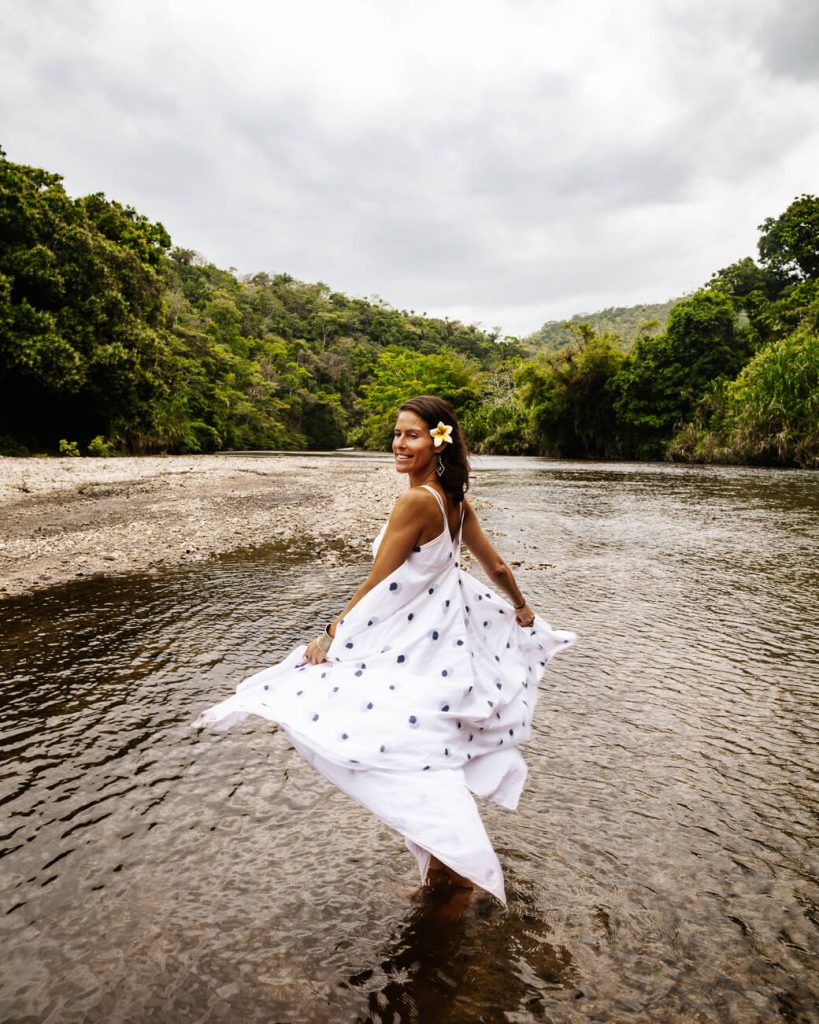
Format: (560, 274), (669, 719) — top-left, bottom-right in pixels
(1, 456), (818, 1024)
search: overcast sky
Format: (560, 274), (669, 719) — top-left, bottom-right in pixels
(2, 0), (818, 336)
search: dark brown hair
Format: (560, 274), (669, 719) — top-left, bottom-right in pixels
(398, 395), (470, 504)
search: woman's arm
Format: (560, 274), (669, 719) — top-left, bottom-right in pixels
(303, 488), (438, 664)
(461, 500), (535, 627)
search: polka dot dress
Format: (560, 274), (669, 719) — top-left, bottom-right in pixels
(195, 484), (576, 902)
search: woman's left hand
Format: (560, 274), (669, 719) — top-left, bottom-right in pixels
(515, 602), (535, 628)
(303, 640), (327, 665)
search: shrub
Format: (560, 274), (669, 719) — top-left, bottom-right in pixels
(58, 439), (80, 457)
(87, 435), (116, 457)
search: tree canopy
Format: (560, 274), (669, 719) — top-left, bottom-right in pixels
(1, 149), (816, 467)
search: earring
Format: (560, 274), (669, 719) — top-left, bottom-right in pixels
(436, 456), (445, 477)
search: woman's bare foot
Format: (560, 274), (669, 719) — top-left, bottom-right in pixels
(426, 855), (475, 891)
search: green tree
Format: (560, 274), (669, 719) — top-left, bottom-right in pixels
(708, 196), (819, 347)
(758, 193), (819, 283)
(517, 326), (625, 457)
(0, 152), (171, 449)
(461, 359), (532, 454)
(670, 315), (819, 468)
(356, 348), (480, 448)
(612, 290), (752, 458)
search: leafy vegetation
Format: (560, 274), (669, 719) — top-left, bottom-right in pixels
(1, 148), (816, 467)
(517, 325), (625, 459)
(525, 298), (681, 354)
(668, 308), (819, 466)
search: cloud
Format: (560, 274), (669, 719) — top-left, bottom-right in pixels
(752, 2), (819, 82)
(1, 0), (817, 335)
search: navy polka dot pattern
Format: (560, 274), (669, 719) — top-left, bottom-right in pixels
(199, 481), (575, 778)
(194, 483), (577, 906)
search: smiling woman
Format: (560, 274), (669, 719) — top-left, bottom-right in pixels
(194, 395), (576, 903)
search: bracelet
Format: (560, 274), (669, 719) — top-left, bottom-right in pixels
(315, 623), (334, 653)
(512, 597), (526, 610)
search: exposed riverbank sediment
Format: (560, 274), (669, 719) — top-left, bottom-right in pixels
(0, 454), (405, 600)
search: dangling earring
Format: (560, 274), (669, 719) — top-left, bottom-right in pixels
(436, 455), (445, 477)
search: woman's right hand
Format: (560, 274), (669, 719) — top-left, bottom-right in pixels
(303, 640), (328, 665)
(515, 602), (535, 628)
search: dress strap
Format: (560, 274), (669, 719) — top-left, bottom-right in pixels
(420, 484), (464, 548)
(419, 484), (447, 529)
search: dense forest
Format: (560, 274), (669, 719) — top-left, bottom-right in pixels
(526, 297), (682, 354)
(1, 149), (817, 466)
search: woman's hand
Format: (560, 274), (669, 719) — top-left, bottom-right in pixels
(515, 602), (535, 628)
(304, 639), (328, 665)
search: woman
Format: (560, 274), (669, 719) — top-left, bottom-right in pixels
(195, 395), (575, 903)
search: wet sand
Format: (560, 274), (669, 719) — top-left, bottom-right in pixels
(0, 454), (404, 600)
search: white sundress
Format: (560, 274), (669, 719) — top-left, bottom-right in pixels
(194, 484), (576, 903)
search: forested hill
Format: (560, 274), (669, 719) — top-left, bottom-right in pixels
(526, 297), (683, 353)
(1, 149), (817, 466)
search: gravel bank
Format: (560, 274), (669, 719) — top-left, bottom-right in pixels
(0, 454), (404, 600)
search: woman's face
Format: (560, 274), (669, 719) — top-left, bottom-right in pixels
(392, 410), (435, 476)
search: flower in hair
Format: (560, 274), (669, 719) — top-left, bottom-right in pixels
(430, 422), (454, 447)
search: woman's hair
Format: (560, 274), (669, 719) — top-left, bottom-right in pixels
(397, 395), (470, 504)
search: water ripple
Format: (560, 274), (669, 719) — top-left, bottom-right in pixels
(1, 462), (818, 1022)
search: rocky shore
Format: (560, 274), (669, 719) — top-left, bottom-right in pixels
(0, 454), (405, 600)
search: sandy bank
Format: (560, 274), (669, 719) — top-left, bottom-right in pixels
(0, 454), (404, 600)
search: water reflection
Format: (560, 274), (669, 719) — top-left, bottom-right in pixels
(337, 883), (576, 1024)
(1, 460), (818, 1023)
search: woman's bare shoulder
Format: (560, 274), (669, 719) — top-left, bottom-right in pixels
(390, 485), (439, 519)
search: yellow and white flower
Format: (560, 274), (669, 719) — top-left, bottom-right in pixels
(430, 422), (454, 447)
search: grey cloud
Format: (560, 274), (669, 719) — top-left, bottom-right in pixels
(1, 0), (818, 337)
(753, 4), (819, 82)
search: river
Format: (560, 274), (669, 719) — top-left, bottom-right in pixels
(1, 456), (817, 1023)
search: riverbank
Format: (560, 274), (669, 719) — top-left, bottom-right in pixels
(0, 455), (405, 600)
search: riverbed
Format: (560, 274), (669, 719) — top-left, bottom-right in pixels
(1, 457), (817, 1023)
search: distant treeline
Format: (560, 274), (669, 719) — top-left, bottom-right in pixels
(1, 148), (817, 467)
(526, 297), (682, 353)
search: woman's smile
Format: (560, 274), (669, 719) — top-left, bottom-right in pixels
(392, 410), (435, 477)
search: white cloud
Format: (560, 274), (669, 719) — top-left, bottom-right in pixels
(1, 0), (817, 335)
